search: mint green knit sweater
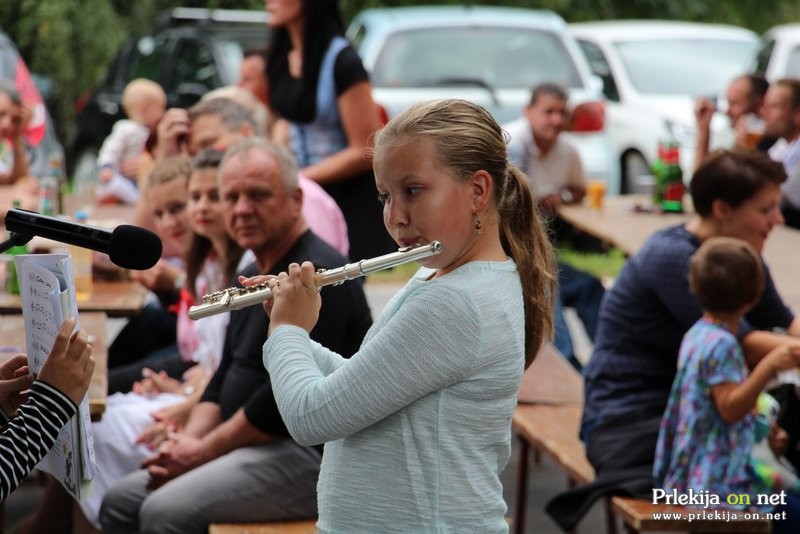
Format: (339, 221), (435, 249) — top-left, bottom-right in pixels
(264, 260), (525, 533)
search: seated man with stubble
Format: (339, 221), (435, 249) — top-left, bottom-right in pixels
(100, 138), (373, 533)
(504, 82), (605, 368)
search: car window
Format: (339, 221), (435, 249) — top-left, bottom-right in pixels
(98, 39), (138, 91)
(786, 45), (800, 77)
(108, 42), (136, 89)
(371, 27), (582, 89)
(615, 38), (756, 96)
(754, 39), (775, 76)
(576, 39), (619, 102)
(129, 35), (169, 83)
(207, 28), (271, 84)
(0, 42), (17, 80)
(213, 40), (244, 84)
(348, 23), (367, 49)
(166, 39), (219, 97)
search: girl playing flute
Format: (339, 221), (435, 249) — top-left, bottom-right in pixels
(245, 98), (556, 532)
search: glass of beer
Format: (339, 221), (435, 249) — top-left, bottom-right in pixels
(742, 114), (766, 150)
(587, 180), (606, 211)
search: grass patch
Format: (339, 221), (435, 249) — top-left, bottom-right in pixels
(558, 246), (626, 281)
(366, 246), (628, 285)
(366, 261), (420, 284)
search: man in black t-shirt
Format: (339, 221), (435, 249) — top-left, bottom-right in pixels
(101, 137), (373, 533)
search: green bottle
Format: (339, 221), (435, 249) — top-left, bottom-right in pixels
(4, 200), (28, 295)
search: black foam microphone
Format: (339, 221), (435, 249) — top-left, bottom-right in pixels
(4, 208), (162, 270)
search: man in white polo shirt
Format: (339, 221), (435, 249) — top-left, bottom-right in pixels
(505, 83), (604, 369)
(505, 83), (587, 215)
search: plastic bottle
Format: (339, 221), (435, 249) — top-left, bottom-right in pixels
(651, 140), (684, 213)
(4, 200), (28, 295)
(74, 163), (97, 215)
(71, 210), (93, 301)
(39, 175), (59, 215)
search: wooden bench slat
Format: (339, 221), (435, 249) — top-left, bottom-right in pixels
(208, 520), (317, 534)
(611, 496), (771, 533)
(512, 404), (595, 485)
(512, 402), (773, 534)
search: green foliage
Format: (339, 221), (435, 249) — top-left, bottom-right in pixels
(0, 0), (126, 144)
(0, 0), (264, 149)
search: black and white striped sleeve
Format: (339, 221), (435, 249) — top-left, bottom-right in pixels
(0, 381), (76, 502)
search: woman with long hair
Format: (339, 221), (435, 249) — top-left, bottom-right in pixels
(265, 0), (394, 260)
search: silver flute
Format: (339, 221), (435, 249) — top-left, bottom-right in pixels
(188, 241), (443, 320)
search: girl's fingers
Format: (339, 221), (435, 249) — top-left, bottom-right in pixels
(300, 261), (318, 293)
(49, 318), (77, 358)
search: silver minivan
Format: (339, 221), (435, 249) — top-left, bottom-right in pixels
(347, 5), (617, 192)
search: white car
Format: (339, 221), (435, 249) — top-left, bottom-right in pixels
(570, 21), (759, 192)
(753, 24), (800, 80)
(347, 6), (617, 192)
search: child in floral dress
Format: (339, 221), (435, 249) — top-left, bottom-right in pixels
(654, 237), (800, 530)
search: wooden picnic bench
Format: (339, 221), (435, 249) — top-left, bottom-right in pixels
(611, 496), (771, 533)
(512, 343), (773, 534)
(207, 520), (317, 534)
(511, 344), (606, 533)
(512, 403), (607, 534)
(512, 403), (774, 534)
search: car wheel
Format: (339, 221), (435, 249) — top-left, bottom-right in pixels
(621, 151), (651, 194)
(72, 148), (98, 188)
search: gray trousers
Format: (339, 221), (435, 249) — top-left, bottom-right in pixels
(99, 439), (321, 534)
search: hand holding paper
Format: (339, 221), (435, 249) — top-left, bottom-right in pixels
(15, 253), (97, 499)
(38, 319), (94, 405)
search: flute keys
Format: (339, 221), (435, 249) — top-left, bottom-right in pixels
(202, 289), (225, 304)
(244, 283), (268, 294)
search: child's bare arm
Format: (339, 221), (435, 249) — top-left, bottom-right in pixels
(712, 344), (800, 423)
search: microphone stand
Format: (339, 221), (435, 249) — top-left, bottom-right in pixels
(0, 232), (34, 253)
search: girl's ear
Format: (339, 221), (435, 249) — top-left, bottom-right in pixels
(711, 198), (732, 221)
(470, 170), (493, 213)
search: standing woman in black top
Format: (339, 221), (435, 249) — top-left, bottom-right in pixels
(265, 0), (394, 261)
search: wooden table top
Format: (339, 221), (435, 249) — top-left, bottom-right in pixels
(557, 195), (690, 257)
(558, 195), (800, 312)
(0, 312), (108, 420)
(0, 278), (148, 318)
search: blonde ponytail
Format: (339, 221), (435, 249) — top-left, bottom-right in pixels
(499, 166), (556, 367)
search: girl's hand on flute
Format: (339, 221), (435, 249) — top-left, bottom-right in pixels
(238, 274), (279, 317)
(266, 262), (321, 334)
(238, 273), (277, 287)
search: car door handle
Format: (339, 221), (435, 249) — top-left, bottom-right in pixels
(98, 100), (119, 115)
